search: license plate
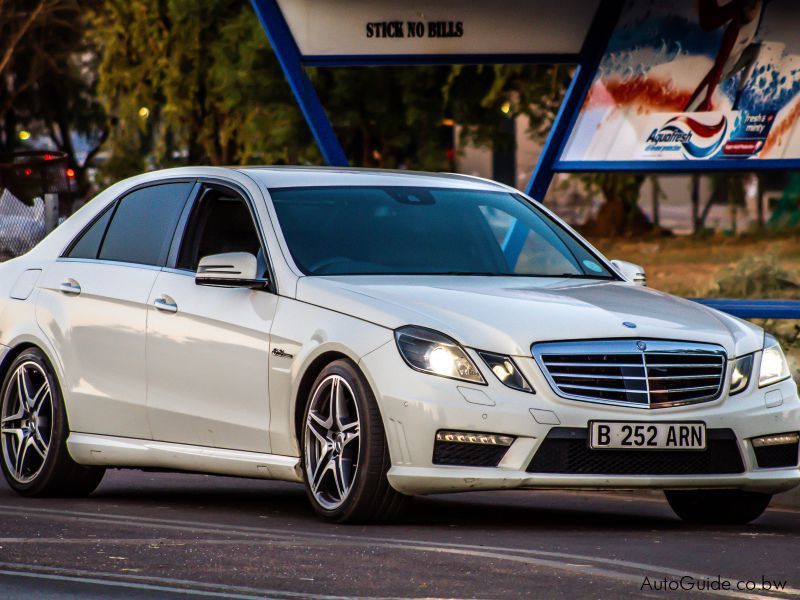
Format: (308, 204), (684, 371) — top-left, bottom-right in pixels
(589, 422), (706, 450)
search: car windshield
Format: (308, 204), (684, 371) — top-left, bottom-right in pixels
(270, 185), (615, 279)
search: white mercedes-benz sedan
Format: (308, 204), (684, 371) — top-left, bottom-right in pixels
(0, 167), (797, 523)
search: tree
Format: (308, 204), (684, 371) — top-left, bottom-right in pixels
(88, 0), (319, 184)
(1, 0), (107, 205)
(444, 64), (571, 154)
(313, 66), (453, 170)
(89, 0), (461, 178)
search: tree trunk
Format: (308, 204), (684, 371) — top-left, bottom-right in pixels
(581, 174), (654, 237)
(691, 175), (700, 234)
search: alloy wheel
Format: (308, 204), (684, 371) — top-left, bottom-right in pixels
(1, 361), (53, 484)
(304, 374), (361, 510)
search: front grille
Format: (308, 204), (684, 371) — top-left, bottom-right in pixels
(432, 441), (508, 467)
(754, 442), (799, 469)
(532, 340), (726, 408)
(527, 428), (744, 475)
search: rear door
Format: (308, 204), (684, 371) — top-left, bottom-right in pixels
(36, 181), (194, 439)
(145, 182), (277, 452)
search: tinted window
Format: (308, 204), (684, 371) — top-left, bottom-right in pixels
(66, 204), (114, 259)
(98, 182), (193, 266)
(177, 189), (262, 273)
(270, 186), (614, 278)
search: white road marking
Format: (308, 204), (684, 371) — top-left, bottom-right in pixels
(0, 504), (794, 598)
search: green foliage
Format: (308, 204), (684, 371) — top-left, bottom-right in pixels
(715, 255), (799, 299)
(88, 3), (571, 180)
(89, 0), (317, 183)
(313, 66), (452, 170)
(444, 64), (570, 150)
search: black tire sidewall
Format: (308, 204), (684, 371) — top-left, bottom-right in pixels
(0, 348), (71, 495)
(300, 359), (386, 522)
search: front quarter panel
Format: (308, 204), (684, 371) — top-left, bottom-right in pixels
(268, 295), (393, 456)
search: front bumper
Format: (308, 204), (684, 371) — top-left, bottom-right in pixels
(360, 342), (800, 496)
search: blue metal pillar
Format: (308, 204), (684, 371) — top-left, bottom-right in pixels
(250, 0), (348, 166)
(525, 0), (625, 200)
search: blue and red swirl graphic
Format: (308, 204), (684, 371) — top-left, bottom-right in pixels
(660, 116), (728, 158)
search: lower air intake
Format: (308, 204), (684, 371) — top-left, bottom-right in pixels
(754, 441), (799, 469)
(432, 441), (509, 467)
(527, 427), (744, 475)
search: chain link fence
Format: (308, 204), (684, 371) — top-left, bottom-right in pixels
(0, 188), (46, 260)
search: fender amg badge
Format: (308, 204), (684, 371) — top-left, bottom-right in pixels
(271, 348), (294, 359)
(623, 321), (637, 329)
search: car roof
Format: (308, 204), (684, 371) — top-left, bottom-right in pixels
(235, 166), (508, 192)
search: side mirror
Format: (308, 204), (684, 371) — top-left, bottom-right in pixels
(610, 259), (647, 286)
(196, 252), (267, 289)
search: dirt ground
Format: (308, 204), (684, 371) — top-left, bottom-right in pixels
(591, 233), (800, 298)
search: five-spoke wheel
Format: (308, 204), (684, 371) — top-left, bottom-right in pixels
(301, 359), (408, 523)
(304, 374), (360, 510)
(1, 361), (53, 484)
(0, 348), (105, 497)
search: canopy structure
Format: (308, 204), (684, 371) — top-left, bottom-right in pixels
(250, 0), (800, 319)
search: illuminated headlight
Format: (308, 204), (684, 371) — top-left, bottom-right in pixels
(478, 351), (534, 393)
(729, 354), (753, 395)
(395, 326), (485, 384)
(759, 334), (791, 388)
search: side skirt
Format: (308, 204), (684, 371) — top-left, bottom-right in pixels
(67, 433), (303, 482)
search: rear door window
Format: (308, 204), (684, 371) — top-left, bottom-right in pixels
(98, 182), (193, 267)
(66, 205), (114, 259)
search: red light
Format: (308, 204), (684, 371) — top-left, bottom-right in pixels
(43, 153), (54, 161)
(23, 168), (32, 176)
(66, 168), (76, 178)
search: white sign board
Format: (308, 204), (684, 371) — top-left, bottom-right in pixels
(277, 0), (600, 57)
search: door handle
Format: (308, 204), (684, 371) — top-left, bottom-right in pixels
(59, 279), (81, 296)
(153, 295), (178, 313)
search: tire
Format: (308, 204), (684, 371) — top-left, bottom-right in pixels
(0, 348), (105, 497)
(301, 359), (409, 523)
(665, 489), (772, 525)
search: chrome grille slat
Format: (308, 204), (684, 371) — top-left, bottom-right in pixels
(541, 362), (644, 368)
(557, 382), (648, 393)
(550, 373), (645, 380)
(647, 374), (721, 380)
(649, 385), (720, 393)
(532, 340), (727, 409)
(646, 363), (723, 369)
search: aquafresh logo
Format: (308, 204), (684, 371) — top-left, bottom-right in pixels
(646, 115), (727, 158)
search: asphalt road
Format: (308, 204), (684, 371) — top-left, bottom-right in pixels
(0, 470), (799, 599)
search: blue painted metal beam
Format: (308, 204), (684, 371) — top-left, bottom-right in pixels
(524, 0), (625, 201)
(556, 159), (800, 173)
(690, 299), (800, 320)
(302, 53), (581, 67)
(250, 0), (348, 166)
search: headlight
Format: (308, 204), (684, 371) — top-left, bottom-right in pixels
(395, 326), (485, 384)
(729, 354), (753, 395)
(477, 351), (534, 393)
(759, 334), (791, 387)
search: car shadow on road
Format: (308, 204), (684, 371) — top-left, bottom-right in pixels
(52, 471), (794, 536)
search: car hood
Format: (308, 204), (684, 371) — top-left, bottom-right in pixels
(295, 275), (762, 358)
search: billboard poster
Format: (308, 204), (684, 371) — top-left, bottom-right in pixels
(561, 0), (800, 163)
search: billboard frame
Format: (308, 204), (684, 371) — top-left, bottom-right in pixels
(250, 0), (800, 319)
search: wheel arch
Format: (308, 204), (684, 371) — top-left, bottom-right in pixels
(0, 338), (61, 391)
(293, 350), (353, 445)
